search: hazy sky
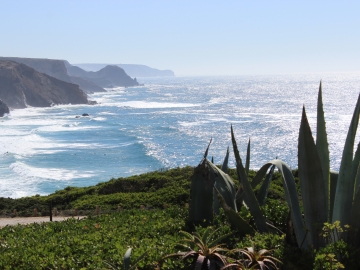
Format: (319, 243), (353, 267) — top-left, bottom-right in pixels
(1, 1), (359, 76)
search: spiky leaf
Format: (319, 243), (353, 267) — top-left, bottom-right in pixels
(256, 160), (306, 248)
(245, 138), (250, 176)
(221, 146), (230, 174)
(316, 81), (330, 215)
(333, 94), (360, 226)
(207, 159), (237, 212)
(231, 125), (268, 233)
(257, 165), (275, 206)
(298, 106), (327, 248)
(329, 171), (338, 222)
(350, 142), (360, 199)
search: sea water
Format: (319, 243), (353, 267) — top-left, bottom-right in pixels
(1, 74), (360, 198)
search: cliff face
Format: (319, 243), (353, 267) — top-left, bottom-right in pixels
(0, 57), (71, 83)
(67, 64), (139, 88)
(0, 60), (89, 109)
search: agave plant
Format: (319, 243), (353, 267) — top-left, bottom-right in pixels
(162, 227), (233, 270)
(297, 82), (360, 248)
(224, 245), (281, 270)
(189, 140), (238, 225)
(189, 81), (360, 251)
(228, 82), (360, 249)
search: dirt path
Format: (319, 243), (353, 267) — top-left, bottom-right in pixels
(0, 216), (86, 228)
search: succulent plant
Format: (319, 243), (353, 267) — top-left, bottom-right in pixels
(298, 82), (360, 248)
(162, 227), (233, 270)
(226, 245), (281, 270)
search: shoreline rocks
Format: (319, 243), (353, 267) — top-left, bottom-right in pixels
(0, 99), (9, 117)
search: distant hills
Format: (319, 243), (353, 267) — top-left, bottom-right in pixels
(64, 61), (140, 88)
(0, 57), (174, 116)
(73, 63), (175, 77)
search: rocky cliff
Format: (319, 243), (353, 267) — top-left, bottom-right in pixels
(0, 57), (71, 82)
(0, 60), (89, 109)
(0, 57), (107, 93)
(67, 64), (139, 88)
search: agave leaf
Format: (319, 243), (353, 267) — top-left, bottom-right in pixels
(221, 146), (230, 174)
(257, 165), (275, 206)
(349, 187), (360, 247)
(316, 81), (330, 216)
(123, 248), (132, 270)
(257, 160), (306, 248)
(298, 106), (327, 248)
(204, 138), (213, 159)
(206, 159), (237, 212)
(350, 142), (360, 199)
(245, 138), (250, 177)
(354, 163), (360, 199)
(333, 93), (360, 226)
(329, 171), (338, 222)
(231, 125), (268, 233)
(189, 160), (214, 224)
(214, 187), (255, 237)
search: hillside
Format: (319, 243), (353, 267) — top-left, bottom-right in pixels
(0, 60), (90, 109)
(66, 64), (140, 88)
(73, 63), (175, 77)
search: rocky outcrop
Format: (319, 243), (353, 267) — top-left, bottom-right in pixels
(67, 64), (139, 88)
(0, 57), (71, 83)
(0, 60), (89, 109)
(73, 63), (175, 77)
(0, 99), (9, 117)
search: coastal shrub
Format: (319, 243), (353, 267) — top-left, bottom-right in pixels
(0, 207), (187, 269)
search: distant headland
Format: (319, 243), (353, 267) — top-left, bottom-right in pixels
(0, 57), (173, 116)
(73, 63), (175, 77)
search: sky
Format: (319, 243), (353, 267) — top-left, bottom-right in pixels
(1, 1), (359, 76)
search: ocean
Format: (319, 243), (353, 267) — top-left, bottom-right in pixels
(1, 74), (360, 198)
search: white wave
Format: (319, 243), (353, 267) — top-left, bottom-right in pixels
(36, 124), (100, 132)
(178, 120), (211, 127)
(115, 101), (199, 109)
(90, 117), (107, 121)
(10, 162), (94, 181)
(98, 111), (117, 115)
(103, 86), (126, 91)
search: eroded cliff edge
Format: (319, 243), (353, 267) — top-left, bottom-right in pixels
(0, 60), (89, 109)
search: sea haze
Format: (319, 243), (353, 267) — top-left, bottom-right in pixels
(1, 74), (360, 198)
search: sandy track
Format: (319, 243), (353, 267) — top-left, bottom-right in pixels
(0, 216), (86, 227)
